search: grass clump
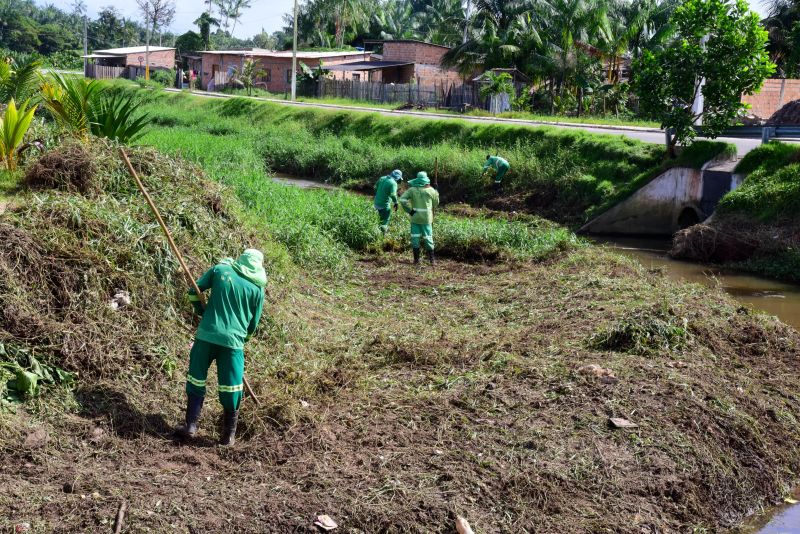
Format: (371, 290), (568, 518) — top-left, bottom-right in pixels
(591, 302), (690, 354)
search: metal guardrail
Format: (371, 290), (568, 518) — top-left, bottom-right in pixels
(712, 125), (800, 142)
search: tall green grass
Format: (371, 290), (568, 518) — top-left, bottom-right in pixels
(138, 98), (579, 270)
(125, 90), (731, 226)
(718, 142), (800, 222)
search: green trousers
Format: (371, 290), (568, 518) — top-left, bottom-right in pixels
(494, 164), (509, 183)
(410, 223), (434, 251)
(376, 207), (392, 234)
(186, 339), (244, 411)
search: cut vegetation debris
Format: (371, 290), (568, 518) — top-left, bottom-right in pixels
(672, 142), (800, 281)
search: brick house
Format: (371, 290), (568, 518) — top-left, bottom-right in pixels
(84, 46), (176, 70)
(741, 78), (800, 121)
(325, 40), (466, 84)
(200, 49), (371, 92)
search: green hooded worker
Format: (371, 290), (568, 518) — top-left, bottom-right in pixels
(483, 155), (510, 184)
(176, 249), (266, 446)
(374, 169), (403, 234)
(399, 171), (440, 265)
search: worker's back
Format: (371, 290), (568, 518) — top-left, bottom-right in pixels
(194, 263), (264, 350)
(402, 185), (440, 224)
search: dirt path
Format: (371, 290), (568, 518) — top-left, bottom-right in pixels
(3, 251), (800, 533)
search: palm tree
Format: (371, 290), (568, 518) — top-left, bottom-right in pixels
(194, 11), (220, 49)
(318, 0), (373, 47)
(373, 0), (418, 41)
(228, 0), (252, 35)
(418, 0), (467, 46)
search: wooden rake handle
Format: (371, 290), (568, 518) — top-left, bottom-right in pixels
(120, 148), (261, 407)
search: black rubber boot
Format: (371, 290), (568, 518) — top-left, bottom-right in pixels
(427, 249), (435, 265)
(219, 410), (239, 446)
(413, 247), (421, 265)
(176, 394), (204, 439)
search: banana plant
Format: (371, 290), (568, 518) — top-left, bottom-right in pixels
(0, 99), (38, 171)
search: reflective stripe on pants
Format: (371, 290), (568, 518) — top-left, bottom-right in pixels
(410, 222), (434, 251)
(185, 339), (245, 411)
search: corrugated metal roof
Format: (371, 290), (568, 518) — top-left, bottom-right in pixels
(95, 46), (175, 55)
(323, 60), (413, 71)
(363, 39), (452, 50)
(201, 49), (369, 59)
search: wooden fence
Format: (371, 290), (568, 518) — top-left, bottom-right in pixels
(304, 79), (488, 109)
(84, 64), (127, 80)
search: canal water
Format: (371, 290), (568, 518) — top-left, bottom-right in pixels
(593, 236), (800, 330)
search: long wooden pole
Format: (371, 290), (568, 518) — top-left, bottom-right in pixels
(120, 149), (261, 407)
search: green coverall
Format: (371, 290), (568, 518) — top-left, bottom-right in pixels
(484, 156), (510, 183)
(399, 173), (440, 251)
(186, 253), (265, 411)
(374, 172), (401, 234)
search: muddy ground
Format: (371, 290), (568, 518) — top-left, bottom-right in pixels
(3, 248), (800, 533)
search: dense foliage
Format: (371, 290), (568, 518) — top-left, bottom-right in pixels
(635, 0), (774, 153)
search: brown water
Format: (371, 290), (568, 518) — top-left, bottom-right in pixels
(594, 236), (800, 330)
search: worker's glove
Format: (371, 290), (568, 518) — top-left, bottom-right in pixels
(410, 209), (417, 216)
(393, 204), (398, 212)
(191, 302), (204, 317)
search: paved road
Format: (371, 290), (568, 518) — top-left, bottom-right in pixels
(164, 88), (767, 155)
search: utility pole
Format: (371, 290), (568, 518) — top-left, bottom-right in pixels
(83, 15), (88, 76)
(145, 24), (151, 80)
(291, 0), (298, 101)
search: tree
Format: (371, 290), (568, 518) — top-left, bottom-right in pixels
(136, 0), (175, 79)
(194, 11), (220, 50)
(228, 0), (252, 35)
(634, 0), (775, 156)
(175, 30), (204, 55)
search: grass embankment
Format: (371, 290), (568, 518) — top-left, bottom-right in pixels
(129, 88), (730, 227)
(672, 142), (800, 281)
(134, 92), (577, 269)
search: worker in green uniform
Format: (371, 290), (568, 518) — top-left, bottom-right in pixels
(374, 169), (403, 234)
(176, 249), (266, 446)
(399, 171), (440, 265)
(483, 155), (510, 185)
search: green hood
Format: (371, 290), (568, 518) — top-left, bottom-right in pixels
(408, 172), (430, 187)
(220, 249), (267, 288)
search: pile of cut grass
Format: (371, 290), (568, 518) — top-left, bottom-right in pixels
(120, 88), (732, 226)
(0, 139), (288, 385)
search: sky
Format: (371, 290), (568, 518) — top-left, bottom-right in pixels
(42, 0), (771, 41)
(45, 0), (297, 39)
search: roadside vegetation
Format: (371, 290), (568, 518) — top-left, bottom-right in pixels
(127, 88), (732, 227)
(672, 142), (800, 281)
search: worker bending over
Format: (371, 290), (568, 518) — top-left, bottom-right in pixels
(483, 155), (510, 185)
(399, 171), (440, 265)
(176, 249), (266, 446)
(374, 169), (403, 235)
